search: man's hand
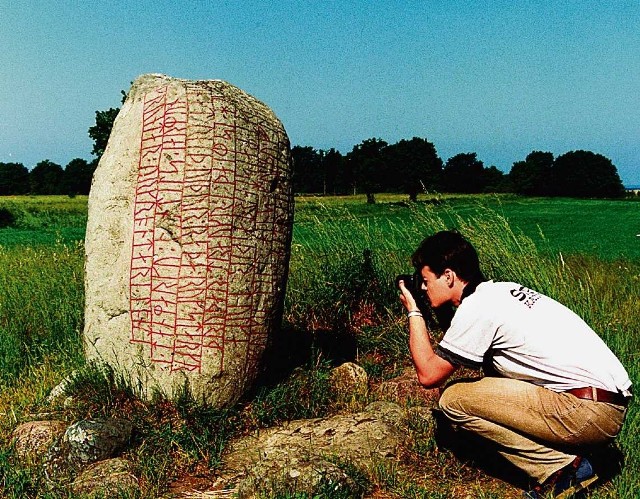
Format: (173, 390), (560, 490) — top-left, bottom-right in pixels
(399, 279), (457, 388)
(398, 279), (419, 312)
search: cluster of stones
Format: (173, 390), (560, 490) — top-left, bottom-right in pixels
(11, 418), (137, 497)
(10, 362), (440, 497)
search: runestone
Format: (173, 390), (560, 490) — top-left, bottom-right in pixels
(84, 74), (293, 407)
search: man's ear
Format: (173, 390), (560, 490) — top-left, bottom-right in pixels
(444, 268), (456, 287)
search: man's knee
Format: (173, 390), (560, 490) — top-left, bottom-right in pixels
(438, 382), (466, 418)
(438, 378), (495, 422)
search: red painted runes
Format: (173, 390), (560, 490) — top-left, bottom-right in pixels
(129, 83), (288, 374)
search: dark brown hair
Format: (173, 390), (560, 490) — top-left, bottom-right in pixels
(411, 230), (484, 283)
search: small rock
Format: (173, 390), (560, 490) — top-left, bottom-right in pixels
(65, 418), (133, 465)
(71, 458), (140, 498)
(11, 420), (68, 462)
(329, 362), (368, 398)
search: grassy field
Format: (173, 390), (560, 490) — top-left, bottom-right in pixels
(0, 193), (638, 498)
(0, 195), (87, 247)
(1, 193), (639, 258)
(294, 193), (640, 261)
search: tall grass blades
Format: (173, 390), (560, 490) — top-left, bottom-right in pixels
(0, 242), (85, 388)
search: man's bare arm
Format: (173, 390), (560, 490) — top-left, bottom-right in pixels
(399, 280), (457, 387)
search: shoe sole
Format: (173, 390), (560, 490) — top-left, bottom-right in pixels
(555, 473), (599, 499)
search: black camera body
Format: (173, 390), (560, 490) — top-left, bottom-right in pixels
(396, 271), (455, 330)
(395, 272), (423, 300)
(396, 271), (432, 319)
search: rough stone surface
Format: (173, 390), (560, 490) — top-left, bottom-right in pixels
(329, 361), (368, 398)
(374, 367), (440, 407)
(46, 373), (79, 408)
(220, 401), (406, 497)
(84, 73), (294, 407)
(71, 458), (140, 498)
(65, 418), (133, 465)
(237, 457), (363, 499)
(11, 420), (67, 462)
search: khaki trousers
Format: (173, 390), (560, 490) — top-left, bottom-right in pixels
(438, 377), (626, 484)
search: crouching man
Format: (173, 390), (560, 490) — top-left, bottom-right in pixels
(398, 230), (632, 498)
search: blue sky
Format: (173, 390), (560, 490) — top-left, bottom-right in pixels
(1, 1), (639, 184)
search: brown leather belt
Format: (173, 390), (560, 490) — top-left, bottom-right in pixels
(566, 387), (630, 406)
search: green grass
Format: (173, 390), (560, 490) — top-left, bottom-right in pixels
(474, 195), (640, 261)
(0, 242), (85, 387)
(0, 193), (638, 498)
(294, 193), (640, 261)
(0, 195), (87, 247)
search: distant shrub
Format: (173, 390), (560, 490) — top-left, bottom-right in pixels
(0, 208), (14, 228)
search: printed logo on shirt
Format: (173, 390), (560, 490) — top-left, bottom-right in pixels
(510, 286), (541, 309)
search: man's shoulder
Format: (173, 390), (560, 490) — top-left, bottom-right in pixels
(464, 281), (541, 310)
(455, 281), (507, 317)
(471, 280), (521, 298)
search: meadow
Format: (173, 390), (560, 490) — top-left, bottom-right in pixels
(0, 193), (638, 498)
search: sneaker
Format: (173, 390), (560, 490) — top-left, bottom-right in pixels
(554, 457), (598, 498)
(523, 457), (598, 498)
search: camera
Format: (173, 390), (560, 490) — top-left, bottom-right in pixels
(396, 271), (432, 318)
(395, 272), (423, 300)
(396, 271), (455, 330)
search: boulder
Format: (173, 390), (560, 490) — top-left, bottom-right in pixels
(84, 74), (294, 407)
(221, 401), (407, 497)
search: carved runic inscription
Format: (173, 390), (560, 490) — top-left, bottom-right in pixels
(129, 83), (289, 375)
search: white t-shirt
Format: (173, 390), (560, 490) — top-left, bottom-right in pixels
(437, 281), (632, 394)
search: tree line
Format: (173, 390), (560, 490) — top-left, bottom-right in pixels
(292, 138), (626, 202)
(0, 98), (625, 200)
(0, 158), (97, 196)
(0, 102), (120, 196)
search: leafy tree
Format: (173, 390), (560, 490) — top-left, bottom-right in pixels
(88, 108), (120, 159)
(290, 147), (348, 195)
(88, 89), (128, 160)
(322, 148), (346, 195)
(509, 151), (554, 196)
(385, 137), (443, 201)
(62, 158), (97, 195)
(551, 150), (624, 198)
(347, 138), (388, 203)
(0, 162), (29, 195)
(442, 153), (485, 193)
(291, 146), (323, 193)
(482, 165), (507, 193)
(30, 160), (63, 194)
